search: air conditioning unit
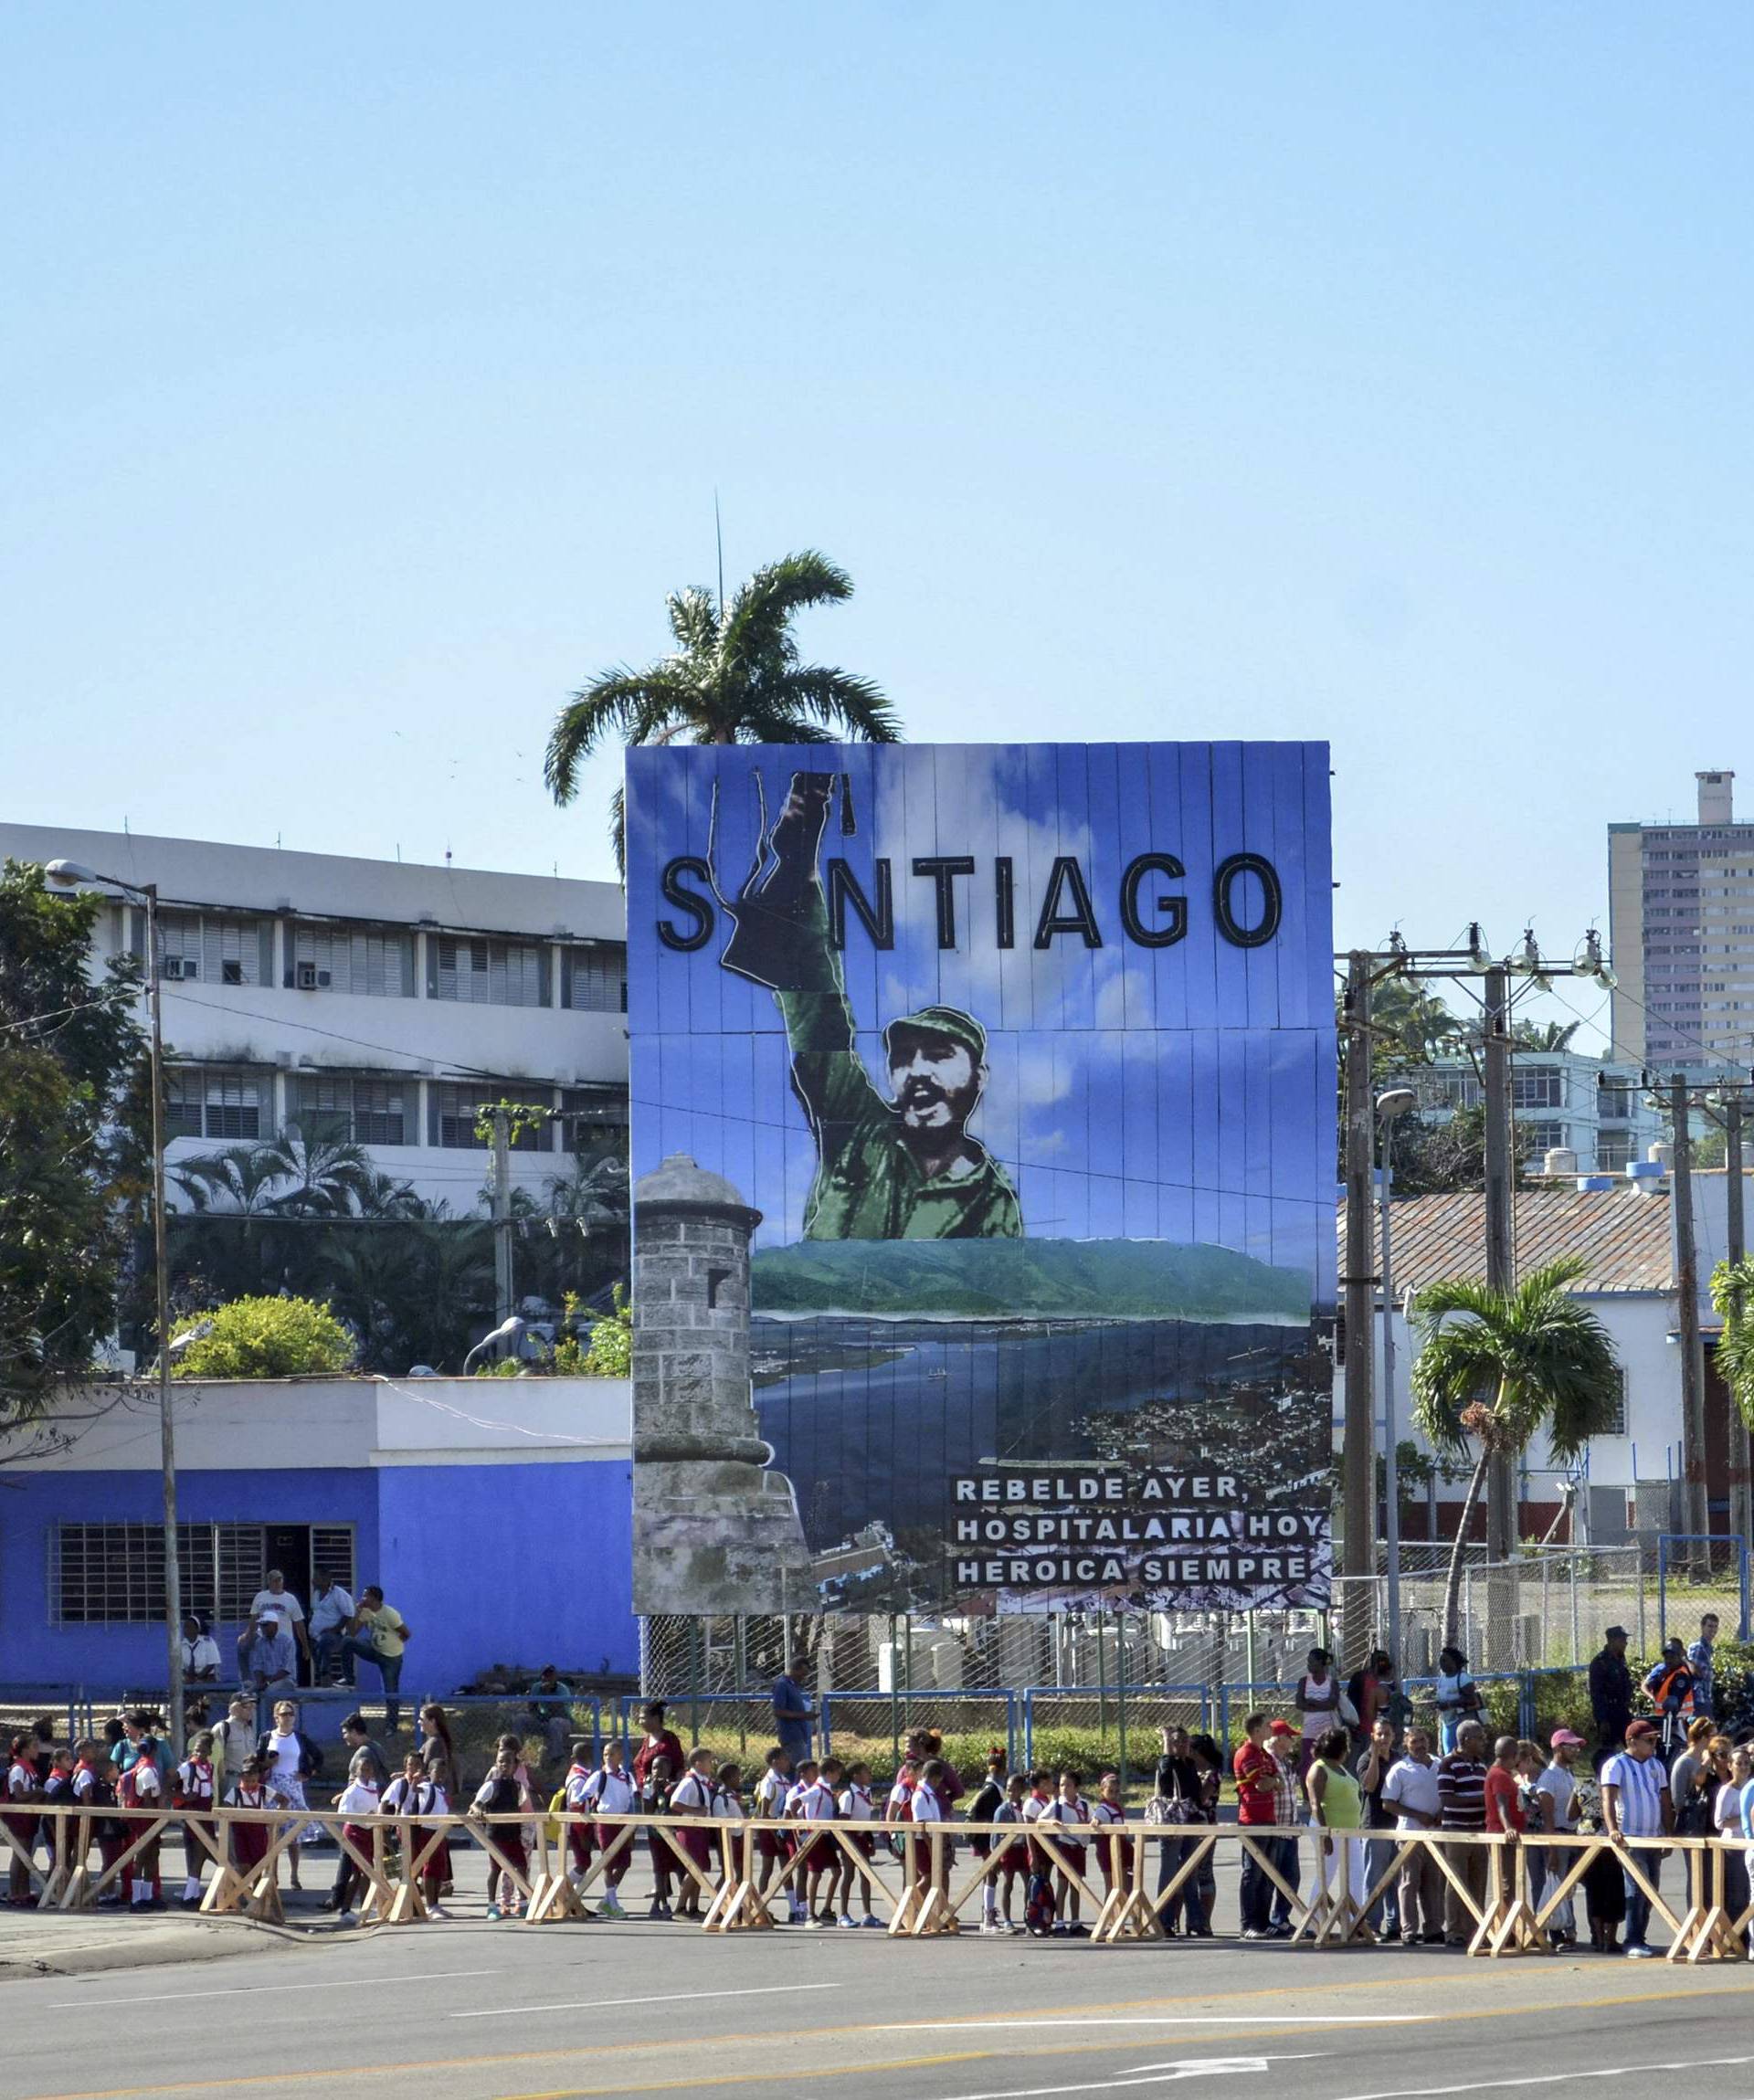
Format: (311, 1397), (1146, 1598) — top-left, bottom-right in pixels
(296, 962), (321, 989)
(161, 956), (196, 980)
(220, 960), (243, 986)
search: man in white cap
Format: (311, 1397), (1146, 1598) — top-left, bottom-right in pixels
(1532, 1727), (1585, 1947)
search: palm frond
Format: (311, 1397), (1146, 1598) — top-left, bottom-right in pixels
(721, 551), (853, 677)
(545, 671), (692, 804)
(665, 585), (720, 657)
(764, 666), (902, 743)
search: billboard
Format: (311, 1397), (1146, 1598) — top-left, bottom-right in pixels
(626, 742), (1335, 1617)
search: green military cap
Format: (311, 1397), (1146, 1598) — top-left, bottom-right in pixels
(882, 1004), (987, 1064)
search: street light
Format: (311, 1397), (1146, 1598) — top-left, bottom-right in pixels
(462, 1314), (527, 1374)
(46, 859), (184, 1757)
(1376, 1086), (1417, 1669)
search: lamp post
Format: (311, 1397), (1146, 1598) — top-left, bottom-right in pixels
(1377, 1086), (1417, 1668)
(47, 860), (184, 1757)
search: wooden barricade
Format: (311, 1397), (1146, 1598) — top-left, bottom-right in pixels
(1, 1801), (1747, 1960)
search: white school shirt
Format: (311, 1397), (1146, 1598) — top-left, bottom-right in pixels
(908, 1785), (944, 1824)
(796, 1778), (838, 1822)
(840, 1782), (874, 1822)
(6, 1759), (34, 1801)
(886, 1779), (917, 1816)
(1090, 1799), (1126, 1828)
(176, 1758), (215, 1808)
(127, 1761), (163, 1802)
(563, 1765), (596, 1810)
(381, 1776), (445, 1817)
(336, 1778), (379, 1819)
(580, 1767), (635, 1816)
(1040, 1797), (1090, 1845)
(713, 1785), (745, 1820)
(1020, 1793), (1052, 1827)
(670, 1771), (714, 1815)
(755, 1770), (790, 1817)
(71, 1765), (99, 1802)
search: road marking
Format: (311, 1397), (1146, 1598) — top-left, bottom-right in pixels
(20, 1980), (1752, 2100)
(1332, 2057), (1754, 2100)
(48, 1969), (502, 2010)
(935, 2056), (1324, 2099)
(886, 2019), (1423, 2031)
(452, 1982), (842, 2020)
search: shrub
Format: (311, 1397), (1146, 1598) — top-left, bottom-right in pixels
(173, 1293), (354, 1379)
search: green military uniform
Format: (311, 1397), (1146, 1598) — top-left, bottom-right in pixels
(776, 986), (1023, 1240)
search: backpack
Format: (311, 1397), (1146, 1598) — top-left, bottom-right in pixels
(1024, 1869), (1056, 1934)
(968, 1779), (1005, 1826)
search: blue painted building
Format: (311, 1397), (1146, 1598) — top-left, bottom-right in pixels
(0, 1375), (636, 1693)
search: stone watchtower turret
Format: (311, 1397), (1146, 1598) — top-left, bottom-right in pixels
(630, 1154), (812, 1615)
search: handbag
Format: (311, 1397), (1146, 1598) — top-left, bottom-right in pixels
(1336, 1691), (1360, 1730)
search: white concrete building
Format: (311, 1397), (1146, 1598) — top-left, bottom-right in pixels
(1610, 766), (1754, 1075)
(1408, 1050), (1661, 1174)
(0, 823), (629, 1208)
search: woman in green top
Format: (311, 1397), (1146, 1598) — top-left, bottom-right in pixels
(1306, 1725), (1368, 1925)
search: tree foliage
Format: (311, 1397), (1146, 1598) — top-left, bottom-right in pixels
(0, 860), (150, 1429)
(173, 1293), (354, 1379)
(1710, 1255), (1754, 1430)
(544, 551), (902, 868)
(1411, 1255), (1623, 1640)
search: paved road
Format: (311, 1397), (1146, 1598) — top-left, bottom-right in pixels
(4, 1919), (1751, 2100)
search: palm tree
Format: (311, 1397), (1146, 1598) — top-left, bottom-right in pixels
(544, 551), (902, 868)
(1510, 1019), (1581, 1052)
(261, 1127), (378, 1217)
(170, 1144), (287, 1216)
(1411, 1255), (1623, 1644)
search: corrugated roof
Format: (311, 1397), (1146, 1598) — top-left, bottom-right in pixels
(1337, 1185), (1674, 1296)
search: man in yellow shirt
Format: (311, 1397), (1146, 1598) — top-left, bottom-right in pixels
(340, 1587), (412, 1732)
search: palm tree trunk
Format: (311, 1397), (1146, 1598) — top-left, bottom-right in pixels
(1440, 1445), (1492, 1649)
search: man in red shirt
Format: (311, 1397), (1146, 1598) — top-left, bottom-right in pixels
(1232, 1713), (1280, 1939)
(1483, 1735), (1525, 1834)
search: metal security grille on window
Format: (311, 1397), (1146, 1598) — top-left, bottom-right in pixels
(434, 937), (546, 1008)
(53, 1521), (267, 1624)
(563, 1086), (629, 1151)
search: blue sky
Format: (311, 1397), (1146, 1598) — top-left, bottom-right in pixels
(7, 5), (1753, 1050)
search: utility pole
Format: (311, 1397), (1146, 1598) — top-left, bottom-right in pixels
(1671, 1072), (1711, 1545)
(491, 1107), (514, 1328)
(1727, 1094), (1752, 1564)
(1482, 965), (1516, 1562)
(1341, 952), (1377, 1660)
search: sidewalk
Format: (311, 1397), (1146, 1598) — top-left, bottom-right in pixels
(0, 1906), (273, 1981)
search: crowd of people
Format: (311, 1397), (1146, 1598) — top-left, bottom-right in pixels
(5, 1622), (1748, 1949)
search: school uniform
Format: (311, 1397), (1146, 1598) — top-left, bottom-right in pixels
(5, 1754), (37, 1904)
(561, 1761), (597, 1873)
(330, 1777), (381, 1912)
(226, 1780), (272, 1878)
(578, 1765), (635, 1883)
(472, 1771), (531, 1892)
(40, 1768), (74, 1891)
(839, 1781), (877, 1860)
(175, 1755), (216, 1903)
(1090, 1798), (1131, 1891)
(754, 1769), (790, 1861)
(791, 1776), (838, 1874)
(117, 1756), (164, 1905)
(669, 1769), (716, 1876)
(967, 1777), (1005, 1860)
(382, 1775), (449, 1897)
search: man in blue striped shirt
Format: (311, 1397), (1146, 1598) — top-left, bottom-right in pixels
(1601, 1720), (1674, 1958)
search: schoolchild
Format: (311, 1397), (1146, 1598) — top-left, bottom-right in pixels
(39, 1747), (75, 1899)
(327, 1768), (382, 1921)
(781, 1758), (822, 1925)
(753, 1747), (794, 1909)
(643, 1754), (679, 1919)
(226, 1756), (275, 1890)
(5, 1733), (37, 1906)
(993, 1772), (1030, 1933)
(668, 1748), (719, 1921)
(470, 1748), (534, 1921)
(381, 1752), (450, 1916)
(710, 1761), (745, 1898)
(836, 1760), (882, 1929)
(795, 1757), (842, 1927)
(1041, 1769), (1093, 1935)
(576, 1739), (635, 1919)
(1091, 1768), (1132, 1899)
(967, 1748), (1009, 1935)
(561, 1738), (599, 1888)
(174, 1731), (217, 1908)
(117, 1737), (166, 1909)
(883, 1754), (921, 1892)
